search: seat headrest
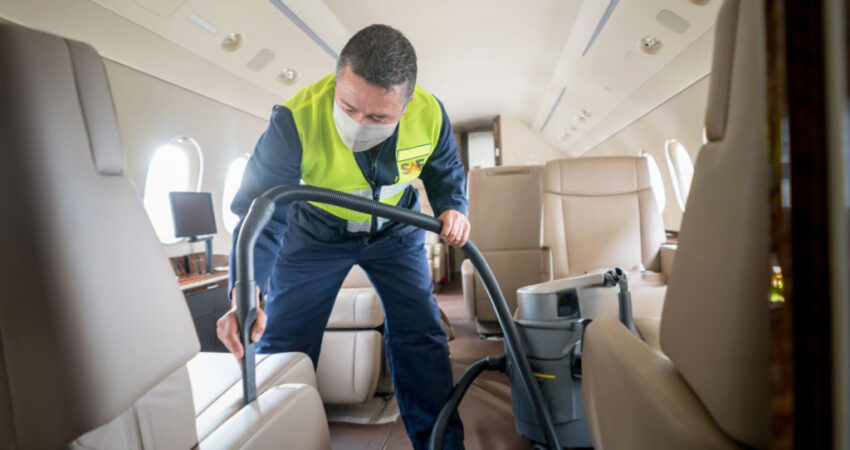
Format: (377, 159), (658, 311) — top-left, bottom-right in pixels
(66, 40), (126, 175)
(468, 165), (544, 250)
(704, 0), (740, 141)
(543, 157), (652, 196)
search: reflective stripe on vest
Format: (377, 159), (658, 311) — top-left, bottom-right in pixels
(342, 182), (411, 232)
(286, 73), (442, 230)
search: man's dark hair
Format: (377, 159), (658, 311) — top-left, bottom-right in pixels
(336, 24), (417, 99)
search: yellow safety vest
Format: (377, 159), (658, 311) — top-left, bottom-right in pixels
(286, 73), (443, 232)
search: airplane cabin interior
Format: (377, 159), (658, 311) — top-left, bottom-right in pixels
(0, 0), (848, 449)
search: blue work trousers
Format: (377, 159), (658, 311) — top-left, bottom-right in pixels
(256, 224), (464, 450)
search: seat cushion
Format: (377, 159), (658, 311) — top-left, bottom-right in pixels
(327, 288), (384, 329)
(198, 383), (330, 450)
(188, 352), (316, 441)
(317, 330), (383, 404)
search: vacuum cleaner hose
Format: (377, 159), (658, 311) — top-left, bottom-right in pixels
(233, 185), (562, 450)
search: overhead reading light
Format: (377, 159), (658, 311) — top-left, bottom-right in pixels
(221, 33), (243, 52)
(279, 68), (298, 85)
(569, 124), (578, 132)
(576, 114), (586, 123)
(559, 132), (570, 141)
(639, 35), (662, 54)
(581, 109), (592, 118)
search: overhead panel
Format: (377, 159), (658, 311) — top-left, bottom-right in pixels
(88, 0), (344, 102)
(534, 0), (722, 155)
(135, 0), (186, 18)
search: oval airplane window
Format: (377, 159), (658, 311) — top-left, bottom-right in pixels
(640, 150), (666, 214)
(143, 137), (203, 244)
(664, 139), (695, 211)
(222, 154), (250, 233)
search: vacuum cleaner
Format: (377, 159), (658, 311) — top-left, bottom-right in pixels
(232, 185), (638, 450)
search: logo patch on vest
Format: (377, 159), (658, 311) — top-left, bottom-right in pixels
(401, 158), (427, 175)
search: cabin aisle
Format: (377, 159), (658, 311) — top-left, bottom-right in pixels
(328, 278), (530, 449)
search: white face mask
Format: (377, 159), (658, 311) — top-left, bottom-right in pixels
(332, 101), (399, 152)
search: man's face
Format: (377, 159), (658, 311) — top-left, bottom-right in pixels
(334, 65), (409, 125)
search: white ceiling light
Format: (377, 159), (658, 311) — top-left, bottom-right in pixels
(221, 33), (243, 52)
(559, 132), (570, 141)
(279, 68), (299, 85)
(187, 13), (219, 35)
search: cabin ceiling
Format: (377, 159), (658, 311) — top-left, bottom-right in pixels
(321, 0), (581, 128)
(0, 0), (722, 157)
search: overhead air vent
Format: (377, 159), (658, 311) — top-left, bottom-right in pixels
(583, 0), (620, 57)
(539, 86), (566, 132)
(221, 33), (243, 52)
(246, 49), (276, 72)
(656, 10), (690, 34)
(278, 68), (299, 86)
(268, 0), (338, 60)
(639, 35), (662, 55)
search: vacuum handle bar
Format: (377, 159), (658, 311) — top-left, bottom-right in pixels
(233, 185), (561, 450)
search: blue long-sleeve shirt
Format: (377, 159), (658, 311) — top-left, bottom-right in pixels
(228, 98), (467, 294)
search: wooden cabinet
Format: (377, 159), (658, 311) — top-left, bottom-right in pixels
(180, 274), (230, 352)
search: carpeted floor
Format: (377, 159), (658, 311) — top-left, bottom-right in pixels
(328, 278), (530, 450)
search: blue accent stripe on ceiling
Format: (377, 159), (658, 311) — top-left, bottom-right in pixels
(582, 0), (619, 57)
(540, 86), (566, 133)
(268, 0), (338, 60)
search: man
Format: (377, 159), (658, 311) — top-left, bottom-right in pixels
(217, 24), (468, 449)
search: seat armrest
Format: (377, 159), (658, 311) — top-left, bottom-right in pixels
(461, 259), (475, 320)
(582, 318), (737, 449)
(660, 243), (676, 276)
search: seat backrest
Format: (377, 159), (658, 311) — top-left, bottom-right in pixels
(659, 0), (770, 447)
(468, 165), (544, 251)
(466, 166), (549, 323)
(542, 157), (665, 277)
(0, 23), (199, 448)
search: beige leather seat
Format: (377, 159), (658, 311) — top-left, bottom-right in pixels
(582, 0), (770, 448)
(0, 22), (329, 449)
(317, 265), (385, 403)
(542, 156), (674, 329)
(462, 166), (552, 334)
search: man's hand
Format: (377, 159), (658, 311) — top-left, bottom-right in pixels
(217, 286), (267, 359)
(437, 210), (471, 247)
